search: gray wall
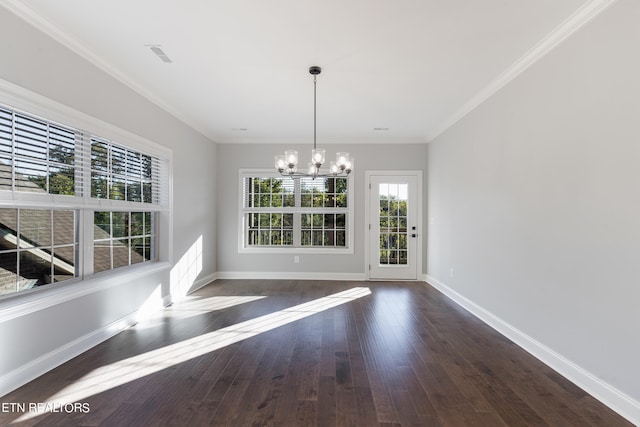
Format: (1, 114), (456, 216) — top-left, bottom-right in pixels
(427, 0), (640, 412)
(217, 142), (428, 275)
(0, 6), (217, 394)
(0, 7), (218, 278)
(4, 0), (636, 420)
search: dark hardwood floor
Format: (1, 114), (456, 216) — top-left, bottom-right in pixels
(0, 280), (632, 426)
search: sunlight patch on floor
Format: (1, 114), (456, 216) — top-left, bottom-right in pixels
(12, 286), (371, 423)
(167, 295), (269, 315)
(135, 295), (268, 329)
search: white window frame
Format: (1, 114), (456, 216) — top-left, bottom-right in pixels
(238, 169), (354, 254)
(0, 79), (172, 301)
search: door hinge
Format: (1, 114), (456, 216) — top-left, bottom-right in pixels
(369, 224), (371, 230)
(368, 264), (371, 270)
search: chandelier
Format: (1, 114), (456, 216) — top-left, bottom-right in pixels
(274, 66), (353, 178)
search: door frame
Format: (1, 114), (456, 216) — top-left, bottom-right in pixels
(364, 170), (423, 280)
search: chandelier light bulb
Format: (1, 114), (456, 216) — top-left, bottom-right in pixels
(329, 161), (339, 175)
(312, 148), (325, 167)
(275, 155), (286, 171)
(284, 150), (298, 168)
(344, 157), (354, 173)
(307, 162), (317, 175)
(336, 152), (349, 169)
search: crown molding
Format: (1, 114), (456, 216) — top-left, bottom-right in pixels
(427, 0), (619, 142)
(0, 0), (216, 142)
(1, 0), (618, 146)
(0, 78), (172, 158)
(216, 137), (428, 145)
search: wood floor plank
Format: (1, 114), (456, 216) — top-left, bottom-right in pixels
(206, 337), (269, 425)
(319, 308), (337, 378)
(224, 328), (290, 426)
(0, 279), (632, 427)
(246, 324), (299, 427)
(316, 375), (337, 427)
(353, 296), (403, 423)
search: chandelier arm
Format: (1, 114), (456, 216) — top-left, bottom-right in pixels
(274, 66), (353, 179)
(278, 170), (351, 178)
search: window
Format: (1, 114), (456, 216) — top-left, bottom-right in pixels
(90, 138), (156, 202)
(0, 208), (77, 295)
(93, 211), (155, 273)
(1, 109), (77, 194)
(0, 103), (169, 298)
(240, 172), (353, 252)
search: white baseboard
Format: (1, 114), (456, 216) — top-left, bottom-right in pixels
(162, 294), (173, 307)
(0, 313), (137, 398)
(187, 272), (219, 294)
(424, 274), (640, 425)
(215, 271), (367, 281)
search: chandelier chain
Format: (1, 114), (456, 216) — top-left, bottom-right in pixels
(313, 74), (317, 150)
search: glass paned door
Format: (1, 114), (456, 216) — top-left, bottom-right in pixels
(369, 175), (417, 279)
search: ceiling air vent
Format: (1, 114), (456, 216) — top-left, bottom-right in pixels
(148, 45), (172, 63)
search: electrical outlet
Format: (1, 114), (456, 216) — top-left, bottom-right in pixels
(294, 256), (299, 264)
(450, 268), (454, 278)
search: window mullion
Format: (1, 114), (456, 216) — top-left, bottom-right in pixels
(79, 132), (90, 199)
(49, 209), (54, 281)
(79, 209), (93, 277)
(79, 132), (92, 278)
(45, 122), (50, 193)
(293, 178), (302, 246)
(293, 213), (301, 247)
(150, 211), (157, 261)
(15, 207), (21, 292)
(11, 110), (16, 192)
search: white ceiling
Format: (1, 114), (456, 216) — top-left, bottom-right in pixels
(3, 0), (601, 144)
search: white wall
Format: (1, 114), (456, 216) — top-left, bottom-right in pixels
(0, 6), (217, 395)
(427, 0), (639, 421)
(217, 143), (428, 277)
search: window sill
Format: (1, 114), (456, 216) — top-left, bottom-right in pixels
(0, 262), (170, 323)
(238, 246), (354, 255)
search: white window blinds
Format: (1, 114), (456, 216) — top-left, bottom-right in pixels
(0, 104), (166, 207)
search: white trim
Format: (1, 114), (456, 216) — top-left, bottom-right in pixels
(427, 0), (619, 142)
(0, 262), (170, 322)
(216, 271), (366, 281)
(0, 1), (213, 142)
(162, 293), (173, 307)
(364, 170), (423, 280)
(1, 0), (616, 147)
(238, 246), (354, 255)
(217, 138), (427, 145)
(0, 79), (172, 159)
(425, 274), (640, 425)
(187, 271), (218, 294)
(0, 191), (168, 212)
(237, 169), (354, 254)
(0, 311), (137, 398)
